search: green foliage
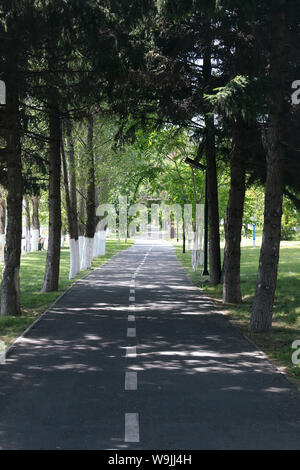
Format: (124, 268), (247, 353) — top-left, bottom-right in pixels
(281, 197), (300, 240)
(90, 117), (205, 211)
(243, 186), (265, 227)
(175, 240), (300, 383)
(205, 75), (264, 122)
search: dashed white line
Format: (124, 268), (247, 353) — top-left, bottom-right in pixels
(123, 249), (152, 444)
(127, 327), (136, 337)
(125, 346), (136, 358)
(125, 372), (137, 390)
(125, 413), (140, 442)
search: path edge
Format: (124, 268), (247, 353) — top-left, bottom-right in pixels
(172, 245), (300, 394)
(4, 244), (134, 360)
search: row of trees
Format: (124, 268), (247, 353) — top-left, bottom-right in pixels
(0, 1), (299, 333)
(108, 0), (300, 331)
(0, 0), (148, 315)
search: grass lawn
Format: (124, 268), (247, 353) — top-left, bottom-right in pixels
(0, 239), (133, 348)
(175, 239), (300, 385)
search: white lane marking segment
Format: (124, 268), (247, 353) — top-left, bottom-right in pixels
(125, 413), (140, 442)
(125, 372), (137, 390)
(125, 346), (136, 358)
(129, 295), (135, 302)
(127, 327), (136, 338)
(128, 315), (135, 322)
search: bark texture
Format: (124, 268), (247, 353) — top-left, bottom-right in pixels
(250, 3), (287, 332)
(31, 196), (40, 251)
(78, 196), (85, 237)
(42, 88), (62, 292)
(86, 114), (96, 240)
(65, 118), (79, 242)
(222, 122), (246, 303)
(24, 195), (31, 253)
(81, 115), (96, 270)
(0, 191), (6, 235)
(32, 195), (40, 232)
(1, 58), (23, 316)
(203, 47), (221, 285)
(61, 119), (80, 278)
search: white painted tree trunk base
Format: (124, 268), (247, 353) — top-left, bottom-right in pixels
(79, 236), (84, 265)
(25, 230), (31, 253)
(80, 237), (94, 270)
(31, 229), (39, 251)
(92, 231), (106, 257)
(93, 232), (99, 258)
(69, 238), (80, 279)
(99, 231), (106, 255)
(43, 237), (49, 251)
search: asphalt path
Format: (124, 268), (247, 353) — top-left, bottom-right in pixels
(1, 239), (300, 449)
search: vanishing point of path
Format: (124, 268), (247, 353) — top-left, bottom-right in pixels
(1, 239), (300, 450)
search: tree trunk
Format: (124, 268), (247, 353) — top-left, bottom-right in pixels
(31, 195), (40, 251)
(42, 88), (62, 292)
(81, 114), (95, 270)
(249, 2), (287, 332)
(32, 195), (40, 232)
(86, 114), (96, 239)
(62, 119), (80, 278)
(78, 188), (85, 267)
(24, 195), (31, 253)
(172, 159), (186, 253)
(65, 118), (79, 242)
(78, 193), (85, 237)
(0, 189), (6, 261)
(203, 47), (221, 285)
(222, 121), (246, 303)
(1, 59), (23, 316)
(0, 191), (6, 235)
